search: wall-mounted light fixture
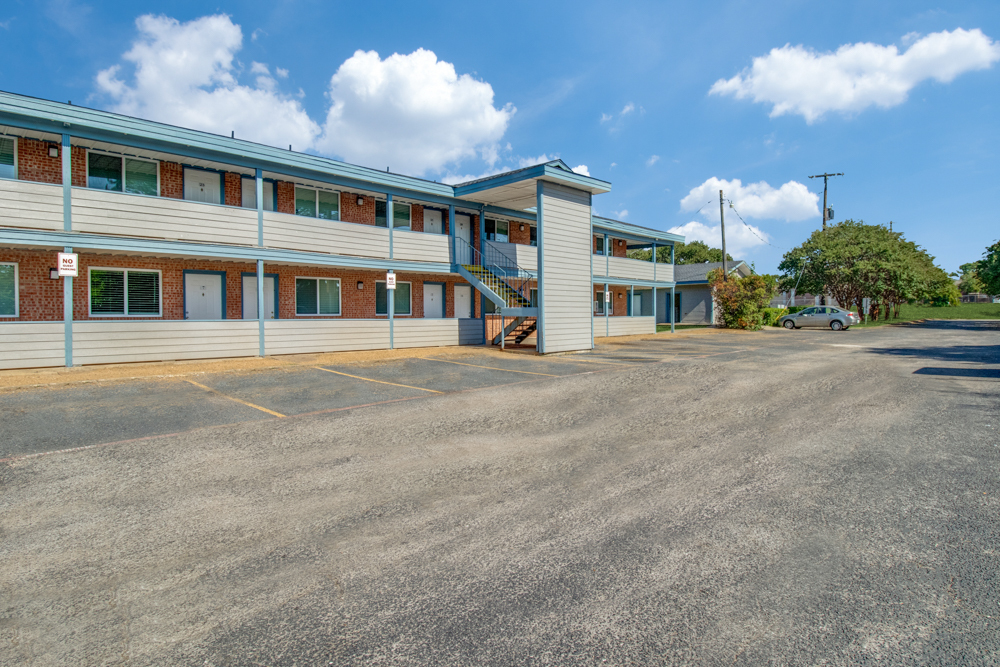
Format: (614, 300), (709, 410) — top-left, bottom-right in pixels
(618, 240), (623, 247)
(357, 281), (364, 290)
(519, 224), (525, 231)
(49, 268), (59, 279)
(356, 196), (364, 206)
(48, 146), (59, 158)
(618, 293), (623, 299)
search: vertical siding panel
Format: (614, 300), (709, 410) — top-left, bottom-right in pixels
(539, 182), (592, 353)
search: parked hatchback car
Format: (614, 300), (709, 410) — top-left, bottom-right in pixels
(779, 306), (860, 331)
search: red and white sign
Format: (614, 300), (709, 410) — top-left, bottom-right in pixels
(604, 290), (611, 303)
(386, 272), (396, 289)
(57, 252), (79, 277)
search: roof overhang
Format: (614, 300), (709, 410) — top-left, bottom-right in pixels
(591, 216), (684, 245)
(453, 160), (611, 210)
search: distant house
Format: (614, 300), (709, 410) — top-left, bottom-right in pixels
(668, 261), (751, 325)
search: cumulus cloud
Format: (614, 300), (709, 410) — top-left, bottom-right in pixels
(518, 154), (556, 168)
(612, 209), (628, 220)
(646, 155), (660, 166)
(572, 164), (590, 176)
(317, 48), (515, 175)
(96, 14), (320, 149)
(668, 220), (769, 255)
(710, 28), (1000, 122)
(680, 177), (818, 223)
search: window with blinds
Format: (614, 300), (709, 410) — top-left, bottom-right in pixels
(0, 263), (17, 316)
(295, 278), (340, 315)
(87, 152), (158, 195)
(90, 269), (161, 316)
(0, 137), (15, 179)
(375, 281), (411, 315)
(241, 178), (276, 211)
(294, 186), (340, 221)
(375, 201), (410, 228)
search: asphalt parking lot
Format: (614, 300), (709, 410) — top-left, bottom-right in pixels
(2, 320), (999, 665)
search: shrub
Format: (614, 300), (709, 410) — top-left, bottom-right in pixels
(762, 307), (786, 327)
(708, 269), (777, 330)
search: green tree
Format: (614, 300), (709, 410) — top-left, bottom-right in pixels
(629, 240), (734, 264)
(979, 241), (1000, 295)
(707, 269), (776, 330)
(955, 261), (984, 294)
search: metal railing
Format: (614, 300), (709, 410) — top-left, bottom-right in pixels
(455, 237), (533, 308)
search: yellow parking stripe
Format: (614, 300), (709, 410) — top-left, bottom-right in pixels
(184, 380), (286, 418)
(313, 367), (443, 393)
(420, 357), (559, 376)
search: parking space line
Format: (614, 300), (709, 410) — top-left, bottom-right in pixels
(185, 380), (287, 418)
(421, 357), (560, 376)
(313, 367), (443, 393)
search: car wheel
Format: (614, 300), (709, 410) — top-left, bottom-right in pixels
(830, 320), (843, 331)
(783, 319), (795, 329)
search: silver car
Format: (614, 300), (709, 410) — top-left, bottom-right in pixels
(779, 306), (860, 331)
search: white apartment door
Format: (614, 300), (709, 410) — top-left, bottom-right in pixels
(454, 285), (473, 318)
(242, 275), (276, 319)
(184, 273), (223, 320)
(424, 209), (442, 234)
(423, 283), (444, 318)
(455, 214), (472, 264)
(184, 168), (222, 204)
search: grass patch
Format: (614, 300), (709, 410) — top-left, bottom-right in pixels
(657, 324), (711, 332)
(839, 302), (1000, 328)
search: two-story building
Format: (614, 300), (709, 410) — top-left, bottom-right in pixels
(0, 90), (681, 370)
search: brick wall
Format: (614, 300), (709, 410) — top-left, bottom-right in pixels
(340, 192), (375, 225)
(276, 181), (295, 214)
(161, 162), (183, 199)
(224, 172), (242, 207)
(0, 249), (482, 321)
(508, 221), (531, 245)
(612, 286), (628, 315)
(410, 204), (424, 232)
(16, 138), (62, 184)
(612, 238), (627, 257)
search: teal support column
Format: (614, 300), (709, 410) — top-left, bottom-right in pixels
(604, 282), (610, 337)
(255, 168), (264, 246)
(387, 194), (393, 259)
(652, 242), (657, 282)
(653, 287), (657, 328)
(629, 284), (634, 316)
(257, 259), (265, 356)
(388, 270), (394, 350)
(61, 134), (72, 232)
(670, 285), (675, 333)
(63, 246), (73, 367)
(479, 205), (486, 253)
(671, 243), (675, 266)
(604, 234), (609, 276)
(448, 204), (456, 265)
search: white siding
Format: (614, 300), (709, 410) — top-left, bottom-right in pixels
(393, 229), (452, 263)
(73, 321), (259, 365)
(0, 322), (64, 369)
(393, 318), (483, 348)
(602, 256), (655, 281)
(595, 316), (656, 338)
(265, 319), (390, 355)
(484, 241), (538, 272)
(72, 188), (257, 245)
(0, 179), (63, 231)
(539, 182), (593, 353)
(656, 264), (674, 283)
(263, 212), (390, 258)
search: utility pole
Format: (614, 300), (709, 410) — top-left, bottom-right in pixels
(719, 189), (728, 280)
(808, 172), (843, 231)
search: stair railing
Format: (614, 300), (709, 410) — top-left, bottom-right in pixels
(455, 237), (533, 307)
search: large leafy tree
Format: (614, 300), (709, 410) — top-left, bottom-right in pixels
(955, 261), (984, 294)
(979, 241), (1000, 295)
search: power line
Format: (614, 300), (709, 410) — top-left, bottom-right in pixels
(726, 200), (786, 250)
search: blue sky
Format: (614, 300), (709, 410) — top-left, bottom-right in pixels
(2, 0), (999, 273)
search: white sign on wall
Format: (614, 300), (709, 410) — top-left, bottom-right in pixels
(386, 272), (396, 290)
(604, 290), (611, 303)
(57, 252), (79, 277)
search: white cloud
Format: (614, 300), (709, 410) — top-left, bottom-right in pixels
(317, 48), (515, 176)
(621, 102), (635, 115)
(711, 28), (1000, 122)
(668, 220), (769, 256)
(275, 67), (288, 78)
(517, 154), (555, 168)
(610, 162), (617, 168)
(680, 177), (818, 222)
(612, 209), (629, 220)
(572, 164), (590, 176)
(96, 14), (319, 150)
(646, 155), (660, 166)
(600, 112), (612, 123)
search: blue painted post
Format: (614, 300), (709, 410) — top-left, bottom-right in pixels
(479, 205), (486, 345)
(653, 286), (657, 329)
(652, 242), (656, 282)
(388, 270), (394, 350)
(670, 285), (675, 333)
(255, 168), (264, 246)
(629, 285), (634, 317)
(604, 282), (610, 337)
(448, 204), (456, 265)
(257, 259), (265, 355)
(604, 234), (609, 276)
(63, 246), (73, 367)
(387, 194), (394, 260)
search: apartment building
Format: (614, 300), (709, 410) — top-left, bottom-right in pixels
(0, 91), (681, 369)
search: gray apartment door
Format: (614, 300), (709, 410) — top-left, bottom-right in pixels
(454, 285), (473, 318)
(242, 275), (275, 319)
(184, 273), (223, 320)
(424, 209), (442, 234)
(423, 283), (444, 318)
(455, 214), (472, 264)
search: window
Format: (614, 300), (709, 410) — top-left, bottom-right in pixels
(529, 225), (537, 247)
(0, 137), (16, 179)
(293, 186), (340, 220)
(594, 236), (605, 255)
(295, 278), (341, 315)
(0, 263), (18, 316)
(530, 288), (538, 307)
(87, 152), (158, 195)
(594, 291), (605, 315)
(375, 201), (411, 229)
(241, 177), (276, 211)
(485, 219), (508, 242)
(375, 281), (411, 315)
(89, 268), (161, 316)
